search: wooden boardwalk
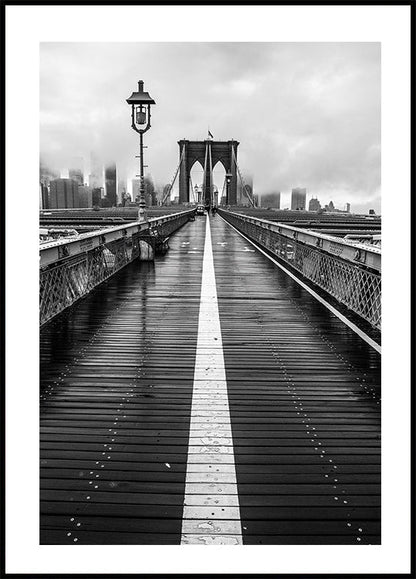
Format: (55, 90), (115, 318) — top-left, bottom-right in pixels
(40, 213), (380, 545)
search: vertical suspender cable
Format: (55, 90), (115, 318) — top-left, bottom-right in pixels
(221, 176), (226, 206)
(189, 174), (197, 204)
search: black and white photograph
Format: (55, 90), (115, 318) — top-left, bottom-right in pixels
(38, 40), (383, 547)
(4, 3), (412, 576)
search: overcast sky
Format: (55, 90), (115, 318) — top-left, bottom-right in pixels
(40, 42), (380, 212)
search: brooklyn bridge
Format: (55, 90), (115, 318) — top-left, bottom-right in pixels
(40, 139), (381, 543)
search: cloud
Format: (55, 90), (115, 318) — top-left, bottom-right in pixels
(40, 42), (380, 212)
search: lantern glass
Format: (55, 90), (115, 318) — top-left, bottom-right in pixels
(136, 108), (147, 125)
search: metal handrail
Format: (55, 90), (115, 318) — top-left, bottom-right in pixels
(40, 209), (195, 268)
(219, 209), (381, 273)
(219, 209), (381, 329)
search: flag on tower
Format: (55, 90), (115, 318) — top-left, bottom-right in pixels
(208, 129), (213, 139)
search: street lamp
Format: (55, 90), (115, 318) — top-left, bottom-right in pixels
(225, 172), (232, 205)
(126, 80), (156, 222)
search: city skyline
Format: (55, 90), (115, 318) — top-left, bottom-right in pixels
(41, 154), (359, 212)
(40, 42), (380, 213)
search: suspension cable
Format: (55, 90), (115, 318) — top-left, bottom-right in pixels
(162, 144), (186, 205)
(231, 147), (255, 207)
(163, 142), (255, 207)
(189, 174), (198, 204)
(221, 176), (226, 206)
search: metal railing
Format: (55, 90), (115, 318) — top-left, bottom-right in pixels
(40, 209), (195, 326)
(219, 209), (381, 330)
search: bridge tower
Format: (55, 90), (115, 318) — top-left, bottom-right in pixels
(178, 139), (239, 205)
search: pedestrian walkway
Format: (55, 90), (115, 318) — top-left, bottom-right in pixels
(40, 213), (380, 544)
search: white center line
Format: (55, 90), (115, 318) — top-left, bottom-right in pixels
(181, 215), (243, 546)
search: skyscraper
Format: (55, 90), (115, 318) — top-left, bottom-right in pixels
(69, 157), (84, 186)
(291, 188), (306, 210)
(144, 174), (156, 207)
(308, 197), (321, 211)
(105, 163), (117, 206)
(118, 177), (127, 205)
(133, 176), (156, 206)
(260, 192), (281, 209)
(40, 183), (49, 209)
(78, 185), (93, 208)
(89, 152), (103, 189)
(132, 179), (140, 203)
(49, 178), (79, 208)
(92, 187), (104, 207)
(40, 159), (59, 187)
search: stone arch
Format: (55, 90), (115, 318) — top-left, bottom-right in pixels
(178, 139), (239, 205)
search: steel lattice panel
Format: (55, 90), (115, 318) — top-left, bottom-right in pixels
(223, 213), (381, 330)
(40, 213), (194, 327)
(40, 242), (127, 326)
(41, 235), (153, 326)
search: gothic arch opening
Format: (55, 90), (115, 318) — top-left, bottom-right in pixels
(212, 161), (226, 206)
(178, 139), (239, 205)
(189, 160), (204, 204)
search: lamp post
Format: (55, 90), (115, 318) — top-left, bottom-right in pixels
(126, 80), (156, 222)
(225, 172), (232, 206)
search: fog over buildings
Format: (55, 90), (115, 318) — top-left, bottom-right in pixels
(40, 42), (380, 213)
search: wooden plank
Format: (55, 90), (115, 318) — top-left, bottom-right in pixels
(40, 219), (205, 545)
(211, 214), (381, 545)
(39, 213), (381, 546)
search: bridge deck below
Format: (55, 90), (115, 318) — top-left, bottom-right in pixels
(40, 213), (381, 545)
